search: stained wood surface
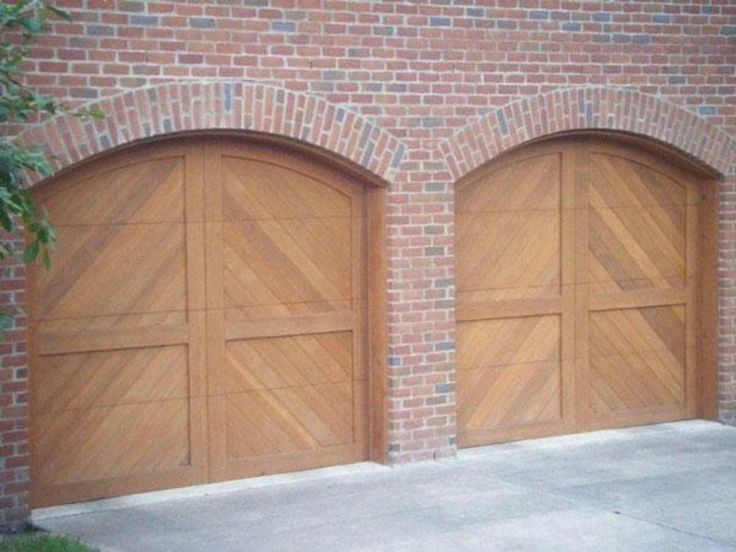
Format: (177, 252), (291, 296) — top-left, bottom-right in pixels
(456, 137), (706, 446)
(28, 138), (368, 506)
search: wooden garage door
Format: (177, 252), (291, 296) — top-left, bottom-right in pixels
(28, 138), (367, 507)
(456, 137), (703, 447)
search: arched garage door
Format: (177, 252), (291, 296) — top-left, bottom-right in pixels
(456, 136), (714, 447)
(29, 137), (368, 506)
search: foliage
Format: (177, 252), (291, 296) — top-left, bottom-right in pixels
(0, 0), (102, 328)
(0, 533), (96, 552)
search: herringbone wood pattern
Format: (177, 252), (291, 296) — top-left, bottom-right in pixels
(456, 138), (700, 446)
(29, 139), (367, 506)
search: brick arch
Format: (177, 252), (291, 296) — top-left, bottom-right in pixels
(440, 87), (736, 179)
(16, 81), (406, 184)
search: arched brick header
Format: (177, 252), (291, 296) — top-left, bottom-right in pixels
(15, 81), (406, 184)
(440, 87), (736, 179)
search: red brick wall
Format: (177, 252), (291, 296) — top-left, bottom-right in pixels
(2, 0), (735, 530)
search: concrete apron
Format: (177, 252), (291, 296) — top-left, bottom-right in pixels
(34, 420), (736, 551)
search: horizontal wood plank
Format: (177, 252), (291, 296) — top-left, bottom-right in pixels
(457, 297), (562, 322)
(36, 323), (190, 356)
(589, 287), (686, 312)
(224, 311), (353, 341)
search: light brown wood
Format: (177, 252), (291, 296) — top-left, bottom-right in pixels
(366, 187), (388, 463)
(203, 138), (368, 483)
(585, 142), (693, 429)
(28, 136), (385, 506)
(698, 179), (719, 419)
(456, 135), (715, 447)
(29, 141), (208, 507)
(456, 146), (568, 446)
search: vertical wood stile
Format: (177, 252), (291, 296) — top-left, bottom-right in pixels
(561, 145), (577, 433)
(573, 144), (591, 432)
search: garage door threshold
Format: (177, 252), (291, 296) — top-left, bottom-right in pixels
(32, 462), (390, 522)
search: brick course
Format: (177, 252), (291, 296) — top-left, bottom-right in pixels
(2, 0), (735, 531)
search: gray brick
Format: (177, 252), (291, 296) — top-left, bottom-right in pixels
(529, 11), (550, 20)
(722, 26), (736, 36)
(497, 20), (517, 30)
(425, 182), (445, 192)
(668, 76), (687, 85)
(119, 1), (144, 12)
(425, 246), (445, 256)
(435, 383), (455, 393)
(310, 82), (334, 92)
(190, 17), (216, 29)
(430, 17), (451, 27)
(592, 13), (612, 23)
(284, 10), (307, 21)
(271, 21), (296, 33)
(434, 278), (454, 288)
(86, 25), (114, 36)
(71, 87), (99, 99)
(359, 124), (372, 147)
(497, 110), (508, 135)
(131, 15), (159, 26)
(422, 117), (443, 128)
(652, 14), (672, 24)
(323, 70), (344, 80)
(466, 8), (484, 17)
(223, 83), (233, 112)
(562, 22), (581, 32)
(699, 106), (717, 116)
(435, 342), (454, 352)
(360, 140), (375, 167)
(391, 144), (405, 169)
(633, 35), (651, 44)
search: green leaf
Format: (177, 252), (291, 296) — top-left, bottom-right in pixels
(0, 208), (12, 231)
(23, 239), (40, 264)
(0, 0), (87, 274)
(42, 247), (51, 269)
(0, 310), (12, 332)
(45, 5), (72, 22)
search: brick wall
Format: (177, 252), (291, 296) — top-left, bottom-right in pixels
(2, 0), (735, 530)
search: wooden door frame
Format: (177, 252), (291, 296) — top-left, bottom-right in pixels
(29, 130), (390, 469)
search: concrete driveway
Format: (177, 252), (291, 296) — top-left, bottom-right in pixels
(35, 420), (736, 551)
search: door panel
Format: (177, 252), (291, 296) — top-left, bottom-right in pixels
(456, 137), (701, 446)
(583, 145), (696, 429)
(29, 138), (368, 506)
(204, 140), (366, 482)
(456, 148), (574, 446)
(29, 143), (208, 507)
